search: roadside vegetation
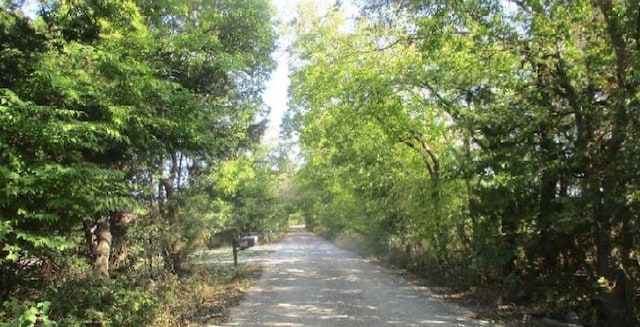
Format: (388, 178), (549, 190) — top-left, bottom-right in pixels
(286, 1), (640, 326)
(0, 0), (292, 325)
(3, 1), (640, 326)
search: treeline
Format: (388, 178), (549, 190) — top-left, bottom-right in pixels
(286, 1), (639, 326)
(0, 0), (287, 325)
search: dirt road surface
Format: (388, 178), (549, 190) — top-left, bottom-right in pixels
(220, 227), (499, 327)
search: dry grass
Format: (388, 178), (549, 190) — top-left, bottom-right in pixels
(149, 264), (262, 326)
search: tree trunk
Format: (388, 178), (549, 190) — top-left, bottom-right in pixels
(162, 152), (188, 275)
(538, 126), (560, 273)
(501, 202), (519, 276)
(93, 216), (111, 277)
(595, 2), (637, 323)
(83, 221), (96, 260)
(109, 211), (131, 272)
(620, 219), (638, 324)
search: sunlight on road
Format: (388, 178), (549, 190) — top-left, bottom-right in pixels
(215, 228), (501, 327)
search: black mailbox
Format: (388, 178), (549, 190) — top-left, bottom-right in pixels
(232, 233), (258, 268)
(236, 236), (255, 250)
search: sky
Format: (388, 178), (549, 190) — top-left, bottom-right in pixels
(262, 0), (358, 145)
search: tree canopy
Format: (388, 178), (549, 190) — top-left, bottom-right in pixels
(286, 1), (640, 325)
(0, 0), (286, 325)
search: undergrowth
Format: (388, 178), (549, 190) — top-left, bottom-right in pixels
(1, 263), (262, 327)
(329, 231), (596, 327)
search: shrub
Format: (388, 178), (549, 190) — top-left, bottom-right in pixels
(48, 276), (158, 326)
(1, 300), (56, 327)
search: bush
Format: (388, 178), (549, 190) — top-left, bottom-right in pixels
(1, 300), (56, 327)
(48, 276), (158, 326)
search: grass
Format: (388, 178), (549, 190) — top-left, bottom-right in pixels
(149, 263), (263, 326)
(148, 247), (276, 326)
(151, 246), (277, 326)
(191, 247), (276, 265)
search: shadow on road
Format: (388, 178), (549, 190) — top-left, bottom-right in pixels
(219, 226), (500, 327)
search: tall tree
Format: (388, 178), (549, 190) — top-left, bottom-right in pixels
(1, 1), (277, 322)
(287, 0), (640, 324)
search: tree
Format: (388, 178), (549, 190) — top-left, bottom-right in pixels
(134, 0), (277, 273)
(1, 0), (278, 323)
(287, 0), (640, 324)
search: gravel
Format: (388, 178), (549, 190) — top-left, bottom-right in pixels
(218, 227), (501, 327)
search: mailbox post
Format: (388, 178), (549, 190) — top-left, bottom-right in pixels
(232, 234), (257, 268)
(232, 238), (239, 268)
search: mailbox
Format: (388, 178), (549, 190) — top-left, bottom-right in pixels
(236, 235), (256, 250)
(244, 232), (259, 246)
(232, 232), (259, 268)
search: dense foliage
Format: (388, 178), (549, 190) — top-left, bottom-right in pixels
(286, 1), (640, 325)
(0, 0), (285, 325)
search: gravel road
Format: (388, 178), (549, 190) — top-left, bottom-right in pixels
(220, 227), (499, 327)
